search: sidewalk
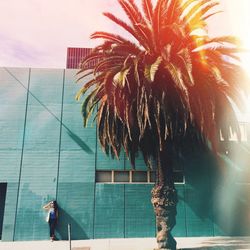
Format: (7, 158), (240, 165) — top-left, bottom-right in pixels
(1, 237), (250, 250)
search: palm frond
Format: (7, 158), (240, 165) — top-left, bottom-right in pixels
(144, 56), (163, 82)
(142, 0), (154, 23)
(165, 63), (187, 93)
(153, 0), (167, 44)
(153, 99), (163, 150)
(202, 10), (222, 21)
(91, 31), (131, 44)
(78, 53), (103, 71)
(205, 45), (246, 55)
(127, 0), (147, 25)
(208, 36), (242, 46)
(180, 0), (199, 12)
(188, 1), (220, 26)
(117, 0), (151, 48)
(125, 99), (132, 140)
(75, 70), (94, 82)
(109, 42), (141, 55)
(186, 20), (207, 33)
(113, 67), (131, 88)
(103, 12), (138, 39)
(76, 0), (248, 167)
(93, 56), (125, 75)
(81, 86), (101, 127)
(177, 48), (194, 86)
(166, 0), (182, 24)
(182, 0), (214, 22)
(76, 78), (97, 101)
(133, 57), (141, 86)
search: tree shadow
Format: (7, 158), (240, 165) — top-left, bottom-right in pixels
(178, 141), (250, 237)
(65, 127), (94, 154)
(56, 207), (88, 240)
(180, 237), (250, 249)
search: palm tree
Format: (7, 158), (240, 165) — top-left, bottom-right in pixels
(76, 0), (248, 249)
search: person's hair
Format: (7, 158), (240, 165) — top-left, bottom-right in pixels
(51, 200), (58, 211)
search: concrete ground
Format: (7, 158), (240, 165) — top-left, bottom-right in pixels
(1, 237), (250, 250)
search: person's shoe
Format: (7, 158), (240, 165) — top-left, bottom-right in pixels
(50, 237), (53, 242)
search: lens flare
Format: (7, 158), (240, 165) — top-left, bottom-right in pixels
(241, 43), (250, 74)
(211, 0), (250, 236)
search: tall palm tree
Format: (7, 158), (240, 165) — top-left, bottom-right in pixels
(76, 0), (248, 249)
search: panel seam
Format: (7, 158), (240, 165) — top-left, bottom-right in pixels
(93, 107), (98, 239)
(13, 68), (31, 241)
(56, 69), (65, 200)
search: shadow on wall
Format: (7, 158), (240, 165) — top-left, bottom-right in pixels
(66, 128), (94, 154)
(181, 237), (250, 249)
(15, 184), (89, 240)
(179, 141), (250, 236)
(14, 183), (56, 240)
(56, 207), (88, 240)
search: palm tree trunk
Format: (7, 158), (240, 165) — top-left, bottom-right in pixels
(151, 148), (178, 250)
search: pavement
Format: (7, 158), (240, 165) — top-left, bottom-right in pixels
(1, 237), (250, 250)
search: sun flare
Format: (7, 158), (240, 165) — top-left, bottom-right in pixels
(227, 0), (250, 119)
(229, 1), (250, 76)
(241, 40), (250, 76)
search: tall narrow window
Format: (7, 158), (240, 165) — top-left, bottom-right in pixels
(0, 183), (7, 240)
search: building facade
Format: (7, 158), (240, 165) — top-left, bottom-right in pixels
(66, 47), (94, 69)
(0, 67), (249, 241)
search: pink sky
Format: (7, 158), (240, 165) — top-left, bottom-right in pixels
(0, 0), (249, 69)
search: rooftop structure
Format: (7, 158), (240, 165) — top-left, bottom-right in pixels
(66, 47), (95, 69)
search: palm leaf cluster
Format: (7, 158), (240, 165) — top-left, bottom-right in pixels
(77, 0), (248, 167)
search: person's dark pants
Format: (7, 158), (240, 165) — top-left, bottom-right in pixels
(49, 219), (57, 238)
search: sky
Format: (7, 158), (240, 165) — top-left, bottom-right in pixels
(0, 0), (249, 69)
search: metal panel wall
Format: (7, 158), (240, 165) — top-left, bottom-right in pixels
(184, 150), (214, 237)
(172, 185), (187, 237)
(125, 151), (148, 171)
(94, 184), (125, 238)
(57, 69), (96, 240)
(96, 146), (125, 170)
(14, 69), (64, 240)
(0, 68), (30, 241)
(125, 184), (155, 237)
(1, 67), (249, 241)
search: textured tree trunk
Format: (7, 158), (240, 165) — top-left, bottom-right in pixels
(151, 148), (178, 250)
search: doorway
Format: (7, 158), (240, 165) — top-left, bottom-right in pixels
(0, 183), (7, 240)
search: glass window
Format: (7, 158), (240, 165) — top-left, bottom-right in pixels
(95, 170), (184, 184)
(132, 171), (148, 182)
(96, 171), (112, 182)
(114, 171), (129, 182)
(150, 171), (156, 182)
(174, 171), (184, 183)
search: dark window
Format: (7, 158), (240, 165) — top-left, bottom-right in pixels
(114, 171), (129, 182)
(0, 183), (7, 240)
(150, 171), (156, 182)
(95, 171), (112, 183)
(96, 170), (184, 184)
(174, 171), (184, 183)
(132, 171), (147, 182)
